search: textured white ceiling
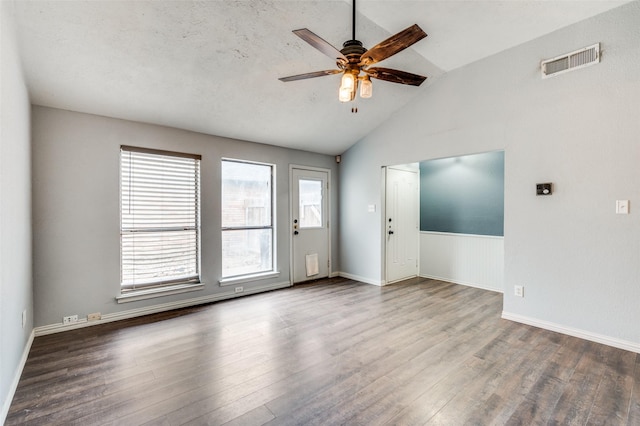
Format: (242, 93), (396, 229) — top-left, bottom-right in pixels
(11, 0), (631, 155)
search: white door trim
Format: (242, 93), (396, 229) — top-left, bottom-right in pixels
(289, 165), (332, 284)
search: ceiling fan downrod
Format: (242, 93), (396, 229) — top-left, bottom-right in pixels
(352, 0), (356, 41)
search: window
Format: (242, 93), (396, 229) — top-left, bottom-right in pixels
(221, 159), (274, 278)
(120, 146), (201, 292)
(298, 179), (323, 228)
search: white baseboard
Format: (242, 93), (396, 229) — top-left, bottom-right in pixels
(2, 329), (34, 424)
(420, 274), (503, 293)
(336, 271), (383, 286)
(502, 311), (640, 354)
(35, 281), (291, 336)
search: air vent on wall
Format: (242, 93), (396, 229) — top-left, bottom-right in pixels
(541, 43), (600, 78)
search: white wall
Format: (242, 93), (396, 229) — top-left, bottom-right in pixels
(31, 106), (339, 328)
(340, 2), (640, 349)
(420, 232), (503, 293)
(0, 1), (33, 421)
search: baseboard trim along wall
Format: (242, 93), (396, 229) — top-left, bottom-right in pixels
(337, 272), (383, 286)
(34, 281), (292, 336)
(420, 273), (504, 293)
(2, 330), (34, 424)
(502, 311), (640, 354)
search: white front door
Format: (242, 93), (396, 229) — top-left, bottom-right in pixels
(385, 166), (419, 284)
(291, 167), (330, 283)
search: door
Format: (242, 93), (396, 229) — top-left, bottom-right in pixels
(385, 166), (419, 283)
(291, 167), (330, 283)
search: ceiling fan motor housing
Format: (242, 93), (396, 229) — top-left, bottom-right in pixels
(340, 40), (367, 68)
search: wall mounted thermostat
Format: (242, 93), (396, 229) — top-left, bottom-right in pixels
(536, 183), (552, 196)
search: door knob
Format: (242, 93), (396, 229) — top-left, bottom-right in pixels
(388, 230), (394, 235)
(294, 230), (299, 235)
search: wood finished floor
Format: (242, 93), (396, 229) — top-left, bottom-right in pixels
(7, 277), (640, 425)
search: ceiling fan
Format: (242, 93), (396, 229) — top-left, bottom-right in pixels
(279, 0), (428, 103)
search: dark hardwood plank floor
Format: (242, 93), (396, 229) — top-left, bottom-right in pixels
(7, 277), (640, 425)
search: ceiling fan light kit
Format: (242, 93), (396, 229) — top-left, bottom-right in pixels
(359, 75), (372, 99)
(339, 69), (361, 102)
(279, 0), (427, 105)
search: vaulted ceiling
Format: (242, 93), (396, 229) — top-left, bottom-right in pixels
(11, 0), (631, 155)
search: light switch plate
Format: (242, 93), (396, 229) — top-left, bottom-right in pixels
(616, 200), (629, 214)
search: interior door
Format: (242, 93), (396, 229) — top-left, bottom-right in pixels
(385, 166), (419, 283)
(291, 168), (330, 283)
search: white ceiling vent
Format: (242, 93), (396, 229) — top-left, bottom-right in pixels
(541, 43), (600, 78)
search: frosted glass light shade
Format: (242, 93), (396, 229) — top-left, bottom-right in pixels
(339, 72), (357, 102)
(360, 76), (372, 98)
(339, 86), (354, 102)
(340, 72), (356, 91)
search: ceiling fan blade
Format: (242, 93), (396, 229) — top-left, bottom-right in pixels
(364, 67), (427, 86)
(359, 24), (427, 66)
(279, 69), (343, 82)
(293, 28), (347, 63)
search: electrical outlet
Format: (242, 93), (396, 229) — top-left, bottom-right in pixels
(514, 285), (524, 298)
(22, 310), (27, 329)
(87, 312), (101, 321)
(63, 315), (79, 325)
(235, 286), (243, 294)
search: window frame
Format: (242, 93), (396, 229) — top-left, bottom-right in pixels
(119, 145), (202, 298)
(297, 177), (325, 230)
(220, 158), (276, 282)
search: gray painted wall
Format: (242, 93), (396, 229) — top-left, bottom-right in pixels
(419, 151), (504, 236)
(1, 1), (33, 420)
(31, 106), (339, 327)
(340, 2), (640, 344)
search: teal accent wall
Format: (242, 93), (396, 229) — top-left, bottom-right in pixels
(419, 151), (504, 236)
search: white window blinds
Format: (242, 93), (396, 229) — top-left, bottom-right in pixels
(120, 146), (201, 291)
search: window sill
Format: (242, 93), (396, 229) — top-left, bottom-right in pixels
(219, 271), (280, 287)
(116, 282), (205, 304)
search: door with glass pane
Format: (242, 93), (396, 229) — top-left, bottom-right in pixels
(291, 167), (330, 283)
